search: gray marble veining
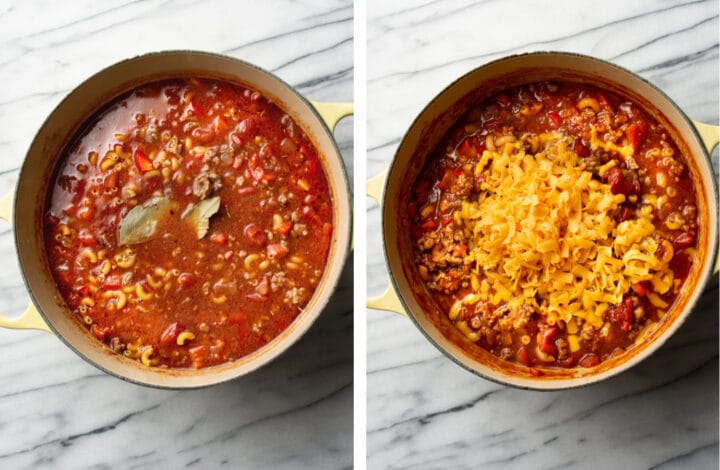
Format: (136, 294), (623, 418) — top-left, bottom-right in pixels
(367, 1), (718, 469)
(0, 1), (353, 468)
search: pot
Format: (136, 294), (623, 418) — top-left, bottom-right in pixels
(367, 51), (718, 390)
(0, 51), (353, 388)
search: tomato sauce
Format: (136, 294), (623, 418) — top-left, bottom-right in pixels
(409, 81), (699, 371)
(45, 78), (333, 369)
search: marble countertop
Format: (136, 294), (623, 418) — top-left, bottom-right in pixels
(366, 1), (718, 469)
(0, 1), (353, 468)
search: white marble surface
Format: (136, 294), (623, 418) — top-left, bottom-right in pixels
(367, 1), (718, 469)
(0, 1), (353, 468)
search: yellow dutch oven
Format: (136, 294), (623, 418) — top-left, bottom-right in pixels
(0, 51), (353, 388)
(368, 52), (718, 390)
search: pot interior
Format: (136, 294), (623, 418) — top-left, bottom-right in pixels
(15, 51), (351, 388)
(384, 52), (717, 389)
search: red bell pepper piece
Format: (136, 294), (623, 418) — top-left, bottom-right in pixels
(267, 243), (288, 259)
(574, 139), (590, 157)
(134, 149), (153, 173)
(578, 353), (600, 368)
(631, 281), (648, 297)
(625, 123), (648, 152)
(160, 322), (185, 346)
(609, 295), (634, 332)
(547, 111), (562, 125)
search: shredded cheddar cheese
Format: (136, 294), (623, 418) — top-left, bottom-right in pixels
(456, 133), (673, 330)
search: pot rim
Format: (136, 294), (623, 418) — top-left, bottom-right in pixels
(382, 50), (718, 390)
(14, 50), (352, 389)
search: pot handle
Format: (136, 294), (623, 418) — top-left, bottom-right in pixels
(365, 169), (407, 316)
(0, 191), (52, 333)
(367, 283), (407, 316)
(309, 100), (354, 132)
(692, 120), (720, 154)
(691, 120), (720, 273)
(366, 168), (386, 204)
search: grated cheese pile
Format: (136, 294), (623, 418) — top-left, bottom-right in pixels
(456, 132), (674, 330)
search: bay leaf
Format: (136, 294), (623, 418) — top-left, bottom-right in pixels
(118, 197), (177, 246)
(182, 196), (221, 240)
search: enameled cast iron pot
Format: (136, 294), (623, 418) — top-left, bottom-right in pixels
(367, 51), (718, 390)
(0, 51), (353, 388)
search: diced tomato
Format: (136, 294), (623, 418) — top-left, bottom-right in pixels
(213, 115), (229, 134)
(496, 93), (509, 106)
(267, 243), (288, 259)
(178, 272), (196, 288)
(578, 353), (601, 368)
(90, 325), (109, 342)
(190, 97), (205, 117)
(597, 93), (611, 109)
(547, 111), (562, 125)
(104, 172), (118, 189)
(244, 223), (267, 246)
(436, 168), (455, 191)
(103, 274), (122, 290)
(625, 122), (648, 152)
(276, 220), (293, 235)
(573, 139), (590, 157)
(557, 355), (576, 368)
(188, 345), (207, 369)
(75, 285), (89, 296)
(451, 243), (467, 257)
(134, 149), (153, 173)
(420, 218), (438, 232)
(609, 295), (634, 332)
(540, 325), (559, 356)
(77, 206), (93, 221)
(78, 229), (97, 246)
(631, 281), (649, 297)
(160, 322), (185, 347)
(458, 137), (472, 156)
(227, 313), (247, 326)
(209, 232), (227, 245)
(517, 346), (531, 366)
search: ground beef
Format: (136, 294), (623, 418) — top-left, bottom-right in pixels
(166, 135), (182, 155)
(449, 171), (473, 198)
(270, 271), (287, 292)
(661, 155), (685, 177)
(556, 338), (569, 360)
(192, 167), (222, 199)
(415, 223), (471, 295)
(285, 287), (307, 305)
(583, 148), (611, 174)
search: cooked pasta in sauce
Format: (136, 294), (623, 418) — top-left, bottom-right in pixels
(409, 81), (698, 372)
(45, 78), (333, 369)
